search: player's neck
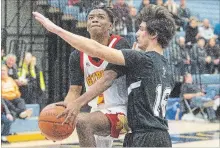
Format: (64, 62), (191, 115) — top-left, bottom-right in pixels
(90, 34), (109, 46)
(146, 44), (163, 55)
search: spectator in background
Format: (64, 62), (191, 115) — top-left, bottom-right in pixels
(1, 65), (32, 119)
(185, 17), (199, 49)
(1, 98), (14, 144)
(112, 0), (130, 35)
(68, 0), (80, 6)
(180, 73), (217, 122)
(199, 19), (216, 41)
(206, 38), (220, 74)
(177, 0), (191, 30)
(173, 37), (191, 76)
(164, 0), (178, 16)
(1, 48), (6, 64)
(5, 54), (18, 79)
(127, 6), (139, 44)
(18, 53), (46, 104)
(5, 54), (26, 87)
(190, 37), (211, 74)
(156, 0), (164, 6)
(138, 0), (151, 13)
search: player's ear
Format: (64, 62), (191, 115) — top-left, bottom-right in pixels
(150, 32), (158, 39)
(109, 23), (113, 31)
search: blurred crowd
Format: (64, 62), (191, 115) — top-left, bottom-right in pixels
(1, 51), (46, 143)
(66, 0), (220, 76)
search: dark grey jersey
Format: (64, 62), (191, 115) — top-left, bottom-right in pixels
(106, 50), (175, 132)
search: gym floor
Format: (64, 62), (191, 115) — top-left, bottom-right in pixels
(2, 120), (220, 148)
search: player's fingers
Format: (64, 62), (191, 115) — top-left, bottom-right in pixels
(55, 102), (66, 108)
(62, 112), (72, 125)
(56, 109), (68, 119)
(32, 12), (46, 20)
(69, 115), (77, 126)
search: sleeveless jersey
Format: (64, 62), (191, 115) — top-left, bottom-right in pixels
(80, 35), (128, 109)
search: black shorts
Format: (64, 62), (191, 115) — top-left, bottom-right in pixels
(123, 129), (172, 147)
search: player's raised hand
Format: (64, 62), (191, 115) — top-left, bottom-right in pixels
(32, 12), (61, 34)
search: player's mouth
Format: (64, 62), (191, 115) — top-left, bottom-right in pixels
(91, 25), (101, 28)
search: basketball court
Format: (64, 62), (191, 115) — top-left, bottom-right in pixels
(2, 120), (219, 148)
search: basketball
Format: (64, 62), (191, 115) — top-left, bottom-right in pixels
(38, 104), (75, 141)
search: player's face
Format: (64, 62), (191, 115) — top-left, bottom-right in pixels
(136, 22), (150, 50)
(87, 9), (112, 36)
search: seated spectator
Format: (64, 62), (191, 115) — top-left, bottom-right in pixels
(5, 54), (17, 79)
(1, 48), (6, 64)
(18, 53), (46, 104)
(198, 19), (216, 41)
(156, 0), (165, 6)
(127, 6), (139, 44)
(1, 64), (32, 119)
(138, 0), (151, 13)
(112, 0), (130, 35)
(177, 0), (191, 30)
(206, 38), (220, 74)
(1, 98), (14, 144)
(180, 73), (217, 122)
(190, 37), (211, 74)
(185, 17), (199, 49)
(5, 54), (26, 87)
(172, 37), (191, 76)
(68, 0), (80, 6)
(164, 0), (178, 16)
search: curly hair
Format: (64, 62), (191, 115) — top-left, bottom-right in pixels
(137, 5), (176, 48)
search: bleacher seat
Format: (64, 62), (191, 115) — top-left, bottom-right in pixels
(63, 5), (80, 19)
(48, 0), (67, 10)
(166, 98), (182, 120)
(10, 104), (40, 133)
(192, 74), (220, 85)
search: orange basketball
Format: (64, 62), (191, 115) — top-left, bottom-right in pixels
(38, 104), (75, 141)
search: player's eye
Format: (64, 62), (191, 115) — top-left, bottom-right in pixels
(99, 16), (105, 19)
(88, 16), (93, 20)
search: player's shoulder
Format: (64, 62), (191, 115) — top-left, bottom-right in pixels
(110, 34), (131, 49)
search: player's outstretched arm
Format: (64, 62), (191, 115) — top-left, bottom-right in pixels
(57, 70), (117, 125)
(33, 12), (125, 66)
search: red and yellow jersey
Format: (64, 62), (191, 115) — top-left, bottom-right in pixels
(80, 35), (128, 109)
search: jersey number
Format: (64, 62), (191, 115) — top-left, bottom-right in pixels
(153, 84), (171, 117)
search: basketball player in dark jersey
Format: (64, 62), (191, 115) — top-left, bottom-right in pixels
(33, 4), (176, 147)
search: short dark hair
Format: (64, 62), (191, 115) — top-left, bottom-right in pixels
(87, 5), (115, 24)
(137, 5), (176, 48)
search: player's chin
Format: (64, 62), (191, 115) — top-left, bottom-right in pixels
(91, 30), (104, 35)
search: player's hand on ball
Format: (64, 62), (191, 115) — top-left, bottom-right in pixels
(56, 101), (81, 125)
(33, 12), (61, 34)
(55, 101), (67, 108)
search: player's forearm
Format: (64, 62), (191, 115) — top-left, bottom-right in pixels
(56, 28), (125, 65)
(76, 70), (117, 107)
(64, 86), (82, 103)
